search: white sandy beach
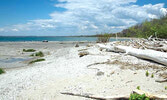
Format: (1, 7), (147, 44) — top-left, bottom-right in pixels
(0, 42), (166, 100)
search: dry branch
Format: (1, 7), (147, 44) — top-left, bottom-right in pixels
(155, 79), (167, 83)
(61, 92), (129, 100)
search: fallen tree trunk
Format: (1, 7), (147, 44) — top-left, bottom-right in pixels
(133, 89), (167, 99)
(61, 92), (129, 100)
(155, 79), (167, 83)
(61, 90), (167, 100)
(115, 46), (167, 66)
(97, 44), (167, 66)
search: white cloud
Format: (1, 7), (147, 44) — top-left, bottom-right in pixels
(0, 0), (167, 35)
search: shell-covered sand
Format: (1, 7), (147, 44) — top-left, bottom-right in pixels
(0, 42), (166, 100)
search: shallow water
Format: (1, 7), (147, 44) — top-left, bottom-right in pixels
(0, 58), (30, 63)
(0, 57), (31, 68)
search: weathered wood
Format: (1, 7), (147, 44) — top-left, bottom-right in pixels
(97, 44), (167, 66)
(61, 92), (129, 100)
(78, 51), (89, 57)
(133, 89), (167, 99)
(115, 46), (167, 66)
(155, 79), (167, 83)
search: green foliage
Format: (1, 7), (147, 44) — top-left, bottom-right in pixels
(29, 59), (45, 64)
(146, 71), (149, 77)
(30, 51), (44, 57)
(23, 49), (36, 52)
(129, 93), (150, 100)
(165, 86), (167, 90)
(117, 15), (167, 38)
(137, 86), (140, 90)
(0, 68), (5, 74)
(35, 51), (44, 57)
(151, 73), (154, 78)
(96, 33), (111, 43)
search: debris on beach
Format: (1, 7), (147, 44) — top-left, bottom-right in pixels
(97, 38), (167, 66)
(78, 51), (89, 57)
(61, 89), (167, 100)
(75, 43), (79, 47)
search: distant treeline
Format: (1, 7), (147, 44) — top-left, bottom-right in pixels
(73, 15), (167, 38)
(116, 15), (167, 38)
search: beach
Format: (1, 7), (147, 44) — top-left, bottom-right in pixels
(0, 41), (166, 100)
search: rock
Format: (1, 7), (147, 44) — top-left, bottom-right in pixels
(96, 71), (104, 76)
(78, 51), (89, 57)
(42, 40), (48, 42)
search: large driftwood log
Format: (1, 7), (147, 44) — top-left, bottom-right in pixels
(133, 89), (167, 99)
(115, 46), (167, 66)
(61, 92), (129, 100)
(61, 90), (167, 100)
(97, 44), (167, 66)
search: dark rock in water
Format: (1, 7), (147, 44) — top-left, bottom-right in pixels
(42, 40), (48, 42)
(75, 43), (79, 47)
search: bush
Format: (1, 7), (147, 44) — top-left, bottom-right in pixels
(29, 59), (45, 64)
(151, 73), (154, 78)
(165, 86), (167, 90)
(129, 93), (150, 100)
(96, 33), (111, 43)
(136, 86), (140, 90)
(0, 68), (5, 74)
(23, 49), (36, 52)
(145, 71), (149, 77)
(35, 51), (44, 57)
(30, 51), (44, 57)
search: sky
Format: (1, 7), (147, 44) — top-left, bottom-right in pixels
(0, 0), (167, 36)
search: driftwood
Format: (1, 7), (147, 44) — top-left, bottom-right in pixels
(61, 92), (129, 100)
(78, 51), (89, 57)
(61, 90), (167, 100)
(115, 46), (167, 66)
(155, 79), (167, 83)
(97, 44), (167, 66)
(133, 89), (167, 99)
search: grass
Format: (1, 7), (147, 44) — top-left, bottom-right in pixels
(145, 71), (149, 77)
(23, 49), (36, 52)
(30, 51), (44, 57)
(137, 86), (140, 90)
(0, 68), (5, 74)
(129, 93), (150, 100)
(29, 59), (45, 64)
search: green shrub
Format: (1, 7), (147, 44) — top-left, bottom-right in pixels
(146, 71), (149, 77)
(137, 86), (140, 90)
(35, 51), (44, 57)
(0, 68), (5, 74)
(96, 33), (111, 43)
(30, 51), (44, 57)
(165, 86), (167, 90)
(29, 59), (45, 64)
(23, 49), (36, 52)
(129, 93), (150, 100)
(151, 73), (154, 78)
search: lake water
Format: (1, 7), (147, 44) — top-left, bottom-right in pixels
(0, 36), (129, 42)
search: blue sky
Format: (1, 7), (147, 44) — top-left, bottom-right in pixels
(0, 0), (166, 36)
